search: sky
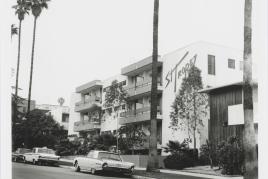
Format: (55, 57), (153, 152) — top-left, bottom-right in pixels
(9, 0), (266, 106)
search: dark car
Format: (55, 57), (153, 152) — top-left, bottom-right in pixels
(12, 148), (32, 162)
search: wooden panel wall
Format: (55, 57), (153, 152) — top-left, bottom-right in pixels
(209, 86), (244, 145)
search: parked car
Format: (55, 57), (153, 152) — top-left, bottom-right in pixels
(23, 147), (60, 166)
(73, 150), (135, 175)
(12, 148), (32, 162)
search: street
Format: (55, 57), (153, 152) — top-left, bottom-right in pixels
(12, 162), (130, 179)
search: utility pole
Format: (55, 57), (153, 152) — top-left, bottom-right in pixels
(147, 0), (159, 172)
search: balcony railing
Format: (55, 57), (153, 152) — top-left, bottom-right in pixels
(124, 79), (162, 97)
(119, 106), (162, 125)
(73, 120), (101, 132)
(75, 96), (101, 112)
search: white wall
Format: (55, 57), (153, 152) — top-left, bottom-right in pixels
(68, 93), (81, 135)
(161, 41), (243, 153)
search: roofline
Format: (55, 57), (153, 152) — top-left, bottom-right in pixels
(199, 80), (258, 93)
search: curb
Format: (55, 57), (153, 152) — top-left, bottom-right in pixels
(59, 165), (74, 170)
(132, 175), (156, 179)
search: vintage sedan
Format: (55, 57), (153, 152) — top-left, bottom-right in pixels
(73, 150), (135, 175)
(12, 148), (32, 162)
(23, 147), (60, 166)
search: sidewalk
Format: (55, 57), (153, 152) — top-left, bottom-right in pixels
(58, 159), (243, 179)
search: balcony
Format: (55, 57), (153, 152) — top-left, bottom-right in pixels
(119, 106), (162, 125)
(124, 79), (163, 99)
(76, 80), (102, 94)
(73, 120), (101, 132)
(75, 96), (101, 113)
(121, 56), (162, 76)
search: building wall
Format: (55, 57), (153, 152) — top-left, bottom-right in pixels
(161, 41), (243, 153)
(36, 104), (70, 130)
(208, 85), (258, 145)
(68, 93), (81, 135)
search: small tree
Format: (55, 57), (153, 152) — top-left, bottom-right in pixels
(103, 80), (128, 150)
(170, 66), (208, 149)
(118, 124), (146, 154)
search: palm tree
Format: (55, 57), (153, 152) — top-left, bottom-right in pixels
(11, 24), (18, 40)
(146, 0), (159, 172)
(242, 0), (258, 178)
(12, 0), (30, 121)
(27, 0), (49, 113)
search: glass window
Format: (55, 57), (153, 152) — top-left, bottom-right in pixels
(208, 55), (215, 75)
(98, 152), (121, 161)
(228, 59), (235, 69)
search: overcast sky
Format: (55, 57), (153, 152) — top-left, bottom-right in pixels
(10, 0), (266, 106)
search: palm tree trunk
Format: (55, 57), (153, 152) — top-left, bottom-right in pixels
(14, 20), (22, 122)
(242, 0), (258, 178)
(146, 0), (159, 172)
(15, 20), (22, 100)
(27, 17), (37, 114)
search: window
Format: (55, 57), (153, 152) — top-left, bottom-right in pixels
(121, 104), (126, 110)
(62, 113), (69, 122)
(208, 55), (215, 75)
(239, 61), (243, 71)
(228, 59), (235, 69)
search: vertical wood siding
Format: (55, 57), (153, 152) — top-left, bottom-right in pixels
(209, 86), (244, 145)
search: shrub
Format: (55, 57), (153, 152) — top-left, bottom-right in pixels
(199, 140), (217, 167)
(164, 151), (195, 170)
(216, 136), (244, 175)
(163, 139), (196, 170)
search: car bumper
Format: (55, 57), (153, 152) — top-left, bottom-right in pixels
(103, 167), (133, 174)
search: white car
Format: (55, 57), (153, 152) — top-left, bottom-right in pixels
(23, 147), (60, 166)
(73, 150), (135, 175)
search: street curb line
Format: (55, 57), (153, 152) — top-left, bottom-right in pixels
(59, 165), (74, 170)
(132, 175), (156, 179)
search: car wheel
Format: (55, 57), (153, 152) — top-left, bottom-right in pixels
(14, 157), (17, 162)
(91, 168), (96, 175)
(74, 161), (80, 172)
(23, 157), (26, 164)
(33, 159), (36, 165)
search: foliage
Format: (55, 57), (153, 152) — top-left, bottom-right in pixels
(169, 66), (208, 148)
(104, 80), (128, 111)
(163, 139), (197, 170)
(118, 124), (146, 154)
(12, 108), (67, 150)
(162, 139), (191, 155)
(54, 139), (80, 156)
(12, 0), (31, 21)
(11, 24), (18, 37)
(29, 0), (50, 18)
(199, 140), (217, 167)
(216, 136), (244, 175)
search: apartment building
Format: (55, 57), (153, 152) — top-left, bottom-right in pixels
(72, 80), (103, 138)
(119, 56), (163, 151)
(68, 41), (246, 154)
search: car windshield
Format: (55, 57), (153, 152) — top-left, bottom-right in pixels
(98, 152), (121, 161)
(37, 148), (55, 154)
(17, 148), (31, 154)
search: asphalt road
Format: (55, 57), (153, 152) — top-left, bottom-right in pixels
(12, 162), (130, 179)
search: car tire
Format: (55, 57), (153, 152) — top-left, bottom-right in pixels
(14, 157), (17, 162)
(74, 161), (80, 172)
(33, 159), (36, 165)
(91, 168), (96, 175)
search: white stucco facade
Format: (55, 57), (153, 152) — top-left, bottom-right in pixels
(67, 93), (81, 136)
(161, 41), (243, 152)
(36, 104), (70, 130)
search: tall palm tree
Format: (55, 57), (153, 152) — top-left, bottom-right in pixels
(146, 0), (159, 172)
(27, 0), (49, 113)
(12, 0), (30, 121)
(242, 0), (258, 178)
